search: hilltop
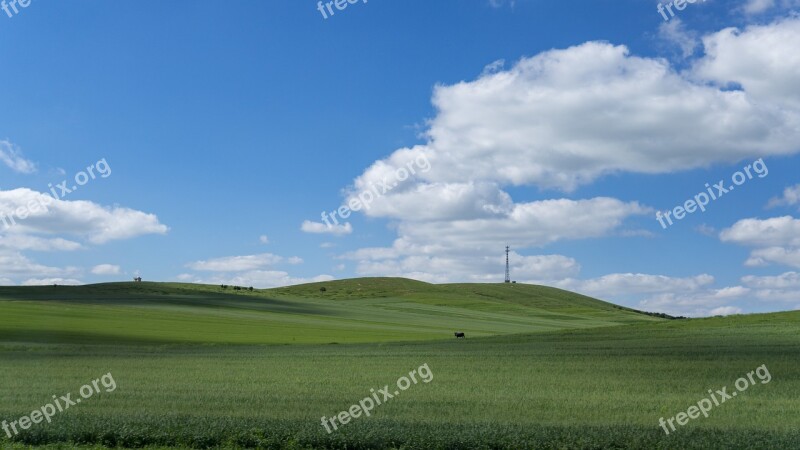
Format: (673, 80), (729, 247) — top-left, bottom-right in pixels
(0, 278), (660, 345)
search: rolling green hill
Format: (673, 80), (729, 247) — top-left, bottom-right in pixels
(0, 278), (660, 345)
(3, 279), (796, 449)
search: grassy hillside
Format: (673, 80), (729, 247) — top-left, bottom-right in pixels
(0, 278), (658, 345)
(0, 311), (798, 449)
(2, 279), (796, 449)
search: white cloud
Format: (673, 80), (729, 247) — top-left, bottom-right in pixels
(740, 0), (800, 15)
(0, 188), (169, 244)
(329, 19), (800, 291)
(301, 220), (353, 236)
(298, 18), (800, 317)
(0, 235), (82, 251)
(346, 250), (580, 284)
(22, 278), (82, 286)
(720, 216), (800, 248)
(742, 271), (800, 289)
(259, 235), (270, 244)
(188, 253), (284, 272)
(767, 184), (800, 208)
(481, 59), (506, 76)
(0, 250), (81, 284)
(738, 271), (800, 304)
(91, 264), (121, 275)
(745, 247), (800, 268)
(348, 181), (514, 222)
(659, 18), (700, 58)
(709, 306), (745, 316)
(184, 252), (313, 287)
(694, 17), (800, 107)
(554, 273), (716, 298)
(743, 0), (776, 14)
(721, 216), (800, 268)
(337, 196), (645, 284)
(393, 198), (649, 250)
(355, 35), (800, 193)
(637, 286), (751, 317)
(187, 271), (335, 289)
(0, 140), (37, 174)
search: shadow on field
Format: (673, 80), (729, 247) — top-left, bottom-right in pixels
(0, 283), (334, 316)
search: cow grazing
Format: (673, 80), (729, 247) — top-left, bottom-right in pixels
(454, 332), (465, 339)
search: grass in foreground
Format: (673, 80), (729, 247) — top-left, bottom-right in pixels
(1, 310), (798, 449)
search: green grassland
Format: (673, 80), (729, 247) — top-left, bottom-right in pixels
(0, 279), (798, 449)
(0, 279), (657, 345)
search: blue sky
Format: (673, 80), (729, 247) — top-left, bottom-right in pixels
(0, 0), (799, 316)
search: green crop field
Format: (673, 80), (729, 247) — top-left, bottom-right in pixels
(0, 279), (798, 449)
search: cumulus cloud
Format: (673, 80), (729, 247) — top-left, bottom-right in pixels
(743, 0), (777, 14)
(739, 271), (800, 304)
(554, 273), (715, 298)
(184, 252), (327, 288)
(694, 17), (800, 107)
(745, 247), (800, 268)
(185, 271), (334, 289)
(365, 39), (799, 192)
(0, 185), (167, 285)
(742, 271), (800, 289)
(0, 250), (80, 280)
(709, 306), (745, 316)
(296, 18), (800, 317)
(91, 264), (121, 275)
(720, 216), (800, 248)
(187, 253), (285, 272)
(344, 250), (580, 284)
(767, 184), (800, 208)
(0, 235), (82, 252)
(0, 188), (169, 244)
(0, 140), (37, 174)
(637, 286), (751, 317)
(659, 18), (700, 58)
(337, 196), (645, 283)
(301, 220), (353, 236)
(22, 277), (82, 286)
(395, 198), (648, 250)
(721, 216), (800, 268)
(740, 0), (800, 15)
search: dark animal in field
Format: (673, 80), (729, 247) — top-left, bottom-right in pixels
(454, 332), (465, 339)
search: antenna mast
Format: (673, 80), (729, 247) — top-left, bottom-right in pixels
(505, 245), (510, 283)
